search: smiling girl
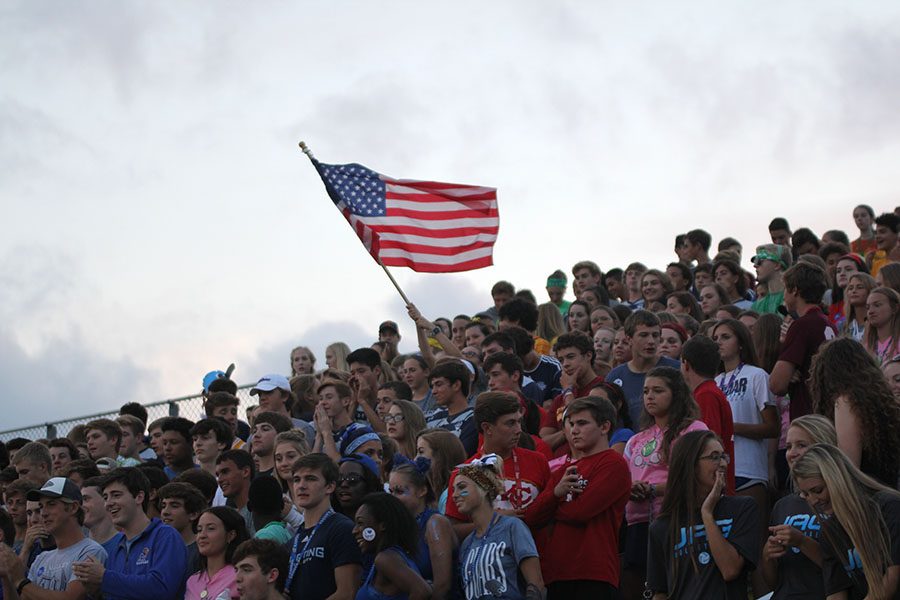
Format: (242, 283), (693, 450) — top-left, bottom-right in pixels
(864, 286), (900, 363)
(792, 444), (900, 600)
(647, 430), (759, 599)
(187, 507), (250, 600)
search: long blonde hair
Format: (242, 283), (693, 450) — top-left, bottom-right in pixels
(536, 302), (565, 342)
(788, 414), (836, 447)
(792, 444), (900, 599)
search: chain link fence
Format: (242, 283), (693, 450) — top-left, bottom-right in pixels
(0, 385), (257, 443)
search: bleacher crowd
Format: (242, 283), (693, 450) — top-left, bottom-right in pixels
(1, 206), (900, 600)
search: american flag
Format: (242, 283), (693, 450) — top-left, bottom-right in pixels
(311, 160), (499, 273)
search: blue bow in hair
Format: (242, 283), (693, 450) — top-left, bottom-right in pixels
(393, 453), (432, 475)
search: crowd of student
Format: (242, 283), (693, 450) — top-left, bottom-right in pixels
(1, 206), (900, 600)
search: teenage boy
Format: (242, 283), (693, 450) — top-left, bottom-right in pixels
(11, 443), (52, 486)
(249, 375), (315, 443)
(204, 392), (247, 449)
(526, 397), (631, 600)
(312, 381), (356, 463)
(770, 262), (836, 419)
(250, 412), (292, 477)
(215, 450), (255, 533)
(115, 415), (146, 465)
(769, 217), (792, 247)
(505, 326), (563, 405)
(750, 244), (793, 314)
(3, 480), (39, 554)
(377, 320), (401, 348)
(484, 280), (515, 323)
(233, 539), (289, 600)
(346, 348), (387, 432)
(541, 332), (604, 457)
(81, 476), (119, 557)
(71, 467), (187, 600)
(684, 229), (713, 266)
(190, 418), (233, 475)
(48, 439), (78, 477)
(247, 476), (291, 545)
(868, 212), (900, 276)
(158, 482), (206, 574)
(604, 269), (625, 303)
(680, 337), (736, 495)
(118, 403), (156, 461)
(85, 419), (139, 468)
(481, 331), (541, 405)
(374, 382), (412, 423)
(425, 361), (478, 456)
(665, 262), (692, 293)
(607, 311), (680, 426)
(445, 392), (551, 540)
(159, 417), (198, 480)
(545, 270), (571, 315)
(571, 261), (603, 298)
(0, 477), (108, 600)
(483, 352), (545, 437)
(286, 453), (362, 600)
(623, 262), (647, 309)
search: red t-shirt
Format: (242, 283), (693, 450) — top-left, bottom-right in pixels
(539, 375), (605, 457)
(693, 380), (736, 496)
(525, 448), (630, 586)
(779, 306), (837, 419)
(444, 446), (551, 525)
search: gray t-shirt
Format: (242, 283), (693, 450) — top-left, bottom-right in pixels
(29, 537), (108, 591)
(459, 514), (538, 600)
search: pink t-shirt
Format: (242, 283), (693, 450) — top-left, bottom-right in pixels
(186, 566), (239, 600)
(623, 420), (708, 524)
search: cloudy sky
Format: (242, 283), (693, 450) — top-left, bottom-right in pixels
(2, 1), (899, 431)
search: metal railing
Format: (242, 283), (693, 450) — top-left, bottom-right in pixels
(0, 385), (257, 442)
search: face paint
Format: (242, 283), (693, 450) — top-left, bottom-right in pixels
(362, 527), (376, 542)
(457, 490), (470, 497)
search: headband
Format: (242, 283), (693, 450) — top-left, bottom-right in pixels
(547, 277), (566, 287)
(457, 454), (502, 498)
(392, 454), (432, 476)
(339, 453), (380, 478)
(343, 431), (381, 456)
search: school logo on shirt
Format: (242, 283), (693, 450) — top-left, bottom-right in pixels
(495, 479), (540, 511)
(631, 437), (662, 468)
(136, 547), (151, 565)
(462, 541), (510, 599)
(782, 513), (821, 553)
(672, 519), (734, 559)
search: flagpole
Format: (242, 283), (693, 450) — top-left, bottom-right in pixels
(298, 140), (412, 307)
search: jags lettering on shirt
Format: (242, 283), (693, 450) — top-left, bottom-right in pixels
(844, 548), (863, 574)
(781, 513), (821, 554)
(463, 541), (510, 598)
(135, 546), (151, 565)
(672, 519), (734, 559)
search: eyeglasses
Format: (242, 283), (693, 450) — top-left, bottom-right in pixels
(337, 474), (363, 485)
(383, 414), (405, 424)
(699, 452), (731, 464)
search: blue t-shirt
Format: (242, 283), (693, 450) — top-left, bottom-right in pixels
(611, 427), (635, 446)
(286, 512), (362, 600)
(607, 356), (681, 427)
(459, 514), (538, 600)
(355, 547), (420, 600)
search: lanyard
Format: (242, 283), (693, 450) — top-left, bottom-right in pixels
(508, 450), (523, 510)
(717, 363), (744, 397)
(286, 508), (334, 590)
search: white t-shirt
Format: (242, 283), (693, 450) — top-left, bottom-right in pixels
(717, 364), (774, 482)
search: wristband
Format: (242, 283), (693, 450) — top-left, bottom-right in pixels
(17, 579), (31, 595)
(562, 387), (574, 396)
(430, 326), (442, 337)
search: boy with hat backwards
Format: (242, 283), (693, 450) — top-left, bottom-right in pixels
(0, 477), (108, 599)
(249, 375), (315, 444)
(750, 244), (793, 315)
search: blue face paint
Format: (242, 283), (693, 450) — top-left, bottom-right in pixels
(458, 490), (470, 497)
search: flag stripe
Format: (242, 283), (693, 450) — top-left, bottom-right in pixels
(377, 231), (498, 247)
(380, 254), (494, 273)
(378, 239), (495, 256)
(357, 215), (498, 230)
(386, 199), (497, 213)
(385, 207), (498, 221)
(386, 185), (497, 202)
